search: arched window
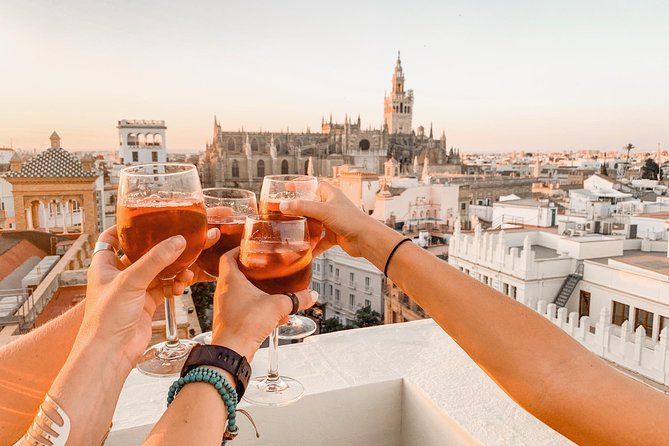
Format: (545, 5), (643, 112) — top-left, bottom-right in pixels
(304, 160), (309, 175)
(227, 139), (235, 152)
(154, 134), (162, 145)
(251, 138), (259, 152)
(359, 139), (370, 151)
(231, 160), (239, 178)
(281, 160), (289, 174)
(127, 133), (137, 146)
(138, 134), (146, 146)
(257, 160), (265, 177)
(400, 103), (403, 113)
(275, 140), (281, 152)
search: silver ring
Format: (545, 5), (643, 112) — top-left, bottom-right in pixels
(93, 241), (116, 256)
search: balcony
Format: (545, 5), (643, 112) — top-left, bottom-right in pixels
(107, 320), (570, 445)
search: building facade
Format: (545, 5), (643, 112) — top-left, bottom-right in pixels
(117, 120), (167, 165)
(201, 54), (459, 193)
(311, 246), (385, 326)
(4, 132), (103, 240)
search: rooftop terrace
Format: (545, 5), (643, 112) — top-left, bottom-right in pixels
(108, 320), (572, 445)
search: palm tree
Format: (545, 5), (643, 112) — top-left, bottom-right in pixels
(623, 143), (635, 163)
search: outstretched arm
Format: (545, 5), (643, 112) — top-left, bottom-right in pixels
(282, 182), (669, 446)
(0, 302), (84, 441)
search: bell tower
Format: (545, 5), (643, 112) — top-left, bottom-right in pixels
(383, 52), (414, 134)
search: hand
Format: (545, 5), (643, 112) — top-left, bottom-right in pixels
(78, 226), (192, 370)
(280, 181), (370, 257)
(211, 248), (317, 362)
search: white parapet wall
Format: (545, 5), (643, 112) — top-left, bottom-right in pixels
(108, 320), (573, 445)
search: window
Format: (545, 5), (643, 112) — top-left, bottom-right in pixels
(660, 316), (669, 340)
(132, 151), (138, 162)
(349, 272), (354, 282)
(251, 138), (259, 152)
(503, 283), (509, 296)
(349, 294), (355, 306)
(461, 202), (466, 211)
(281, 160), (289, 174)
(329, 265), (333, 274)
(231, 160), (239, 178)
(365, 299), (371, 308)
(335, 289), (340, 302)
(328, 284), (333, 297)
(579, 291), (591, 318)
(335, 268), (339, 281)
(257, 160), (265, 177)
(151, 151), (158, 162)
(611, 301), (630, 326)
(635, 309), (654, 336)
(509, 285), (517, 299)
(0, 202), (4, 211)
(365, 277), (370, 290)
(227, 139), (235, 152)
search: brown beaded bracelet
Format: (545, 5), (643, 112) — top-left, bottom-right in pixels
(384, 238), (412, 277)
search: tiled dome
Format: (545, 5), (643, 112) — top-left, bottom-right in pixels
(5, 147), (99, 178)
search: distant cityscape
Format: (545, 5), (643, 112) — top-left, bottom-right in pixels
(1, 55), (668, 395)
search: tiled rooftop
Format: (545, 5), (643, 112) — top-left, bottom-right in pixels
(4, 146), (98, 178)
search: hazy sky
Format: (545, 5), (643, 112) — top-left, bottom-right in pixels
(1, 0), (667, 153)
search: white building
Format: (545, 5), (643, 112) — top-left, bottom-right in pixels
(492, 197), (558, 228)
(0, 148), (17, 229)
(448, 221), (669, 385)
(117, 120), (167, 166)
(312, 245), (384, 326)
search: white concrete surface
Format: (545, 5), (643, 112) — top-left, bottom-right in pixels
(108, 320), (572, 446)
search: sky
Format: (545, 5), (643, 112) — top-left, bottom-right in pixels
(1, 0), (668, 153)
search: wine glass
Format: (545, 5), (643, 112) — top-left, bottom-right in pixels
(239, 214), (312, 406)
(191, 188), (257, 346)
(117, 163), (208, 376)
(260, 175), (321, 339)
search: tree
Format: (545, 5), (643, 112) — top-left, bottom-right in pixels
(641, 158), (660, 180)
(353, 305), (383, 328)
(623, 143), (635, 164)
(190, 282), (215, 332)
(321, 317), (345, 333)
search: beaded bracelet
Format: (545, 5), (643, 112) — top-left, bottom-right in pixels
(168, 367), (248, 444)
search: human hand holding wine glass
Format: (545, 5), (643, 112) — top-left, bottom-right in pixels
(238, 214), (315, 406)
(260, 175), (321, 340)
(117, 163), (208, 377)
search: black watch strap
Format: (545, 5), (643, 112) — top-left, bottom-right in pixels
(181, 344), (252, 399)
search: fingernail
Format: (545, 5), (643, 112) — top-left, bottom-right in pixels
(207, 228), (218, 240)
(279, 201), (290, 212)
(169, 235), (186, 250)
(309, 290), (319, 303)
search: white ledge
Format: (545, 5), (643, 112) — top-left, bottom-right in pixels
(108, 320), (572, 445)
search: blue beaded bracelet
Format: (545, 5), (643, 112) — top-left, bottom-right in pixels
(168, 367), (241, 444)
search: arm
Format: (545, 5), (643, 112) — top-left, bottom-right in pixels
(283, 182), (669, 446)
(0, 303), (84, 441)
(144, 249), (316, 446)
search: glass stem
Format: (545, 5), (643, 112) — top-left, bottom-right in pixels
(267, 327), (280, 382)
(164, 294), (181, 348)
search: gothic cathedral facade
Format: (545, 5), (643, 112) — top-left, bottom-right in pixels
(202, 53), (461, 192)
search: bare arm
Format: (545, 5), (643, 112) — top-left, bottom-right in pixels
(284, 182), (669, 446)
(145, 250), (316, 445)
(0, 303), (84, 441)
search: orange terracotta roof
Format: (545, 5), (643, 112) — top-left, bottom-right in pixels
(0, 239), (48, 282)
(33, 285), (86, 327)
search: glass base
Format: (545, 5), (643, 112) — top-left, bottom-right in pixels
(192, 331), (212, 345)
(243, 375), (304, 407)
(136, 339), (198, 377)
(278, 315), (317, 340)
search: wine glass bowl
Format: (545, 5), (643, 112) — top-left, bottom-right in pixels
(195, 188), (257, 278)
(116, 163), (207, 376)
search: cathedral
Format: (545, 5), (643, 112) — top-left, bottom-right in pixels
(202, 53), (462, 192)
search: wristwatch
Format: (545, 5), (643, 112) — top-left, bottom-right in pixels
(181, 344), (252, 399)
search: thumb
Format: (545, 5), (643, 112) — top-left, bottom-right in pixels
(280, 199), (327, 221)
(121, 235), (187, 290)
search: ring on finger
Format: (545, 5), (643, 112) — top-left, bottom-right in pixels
(92, 241), (116, 257)
(283, 291), (300, 315)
